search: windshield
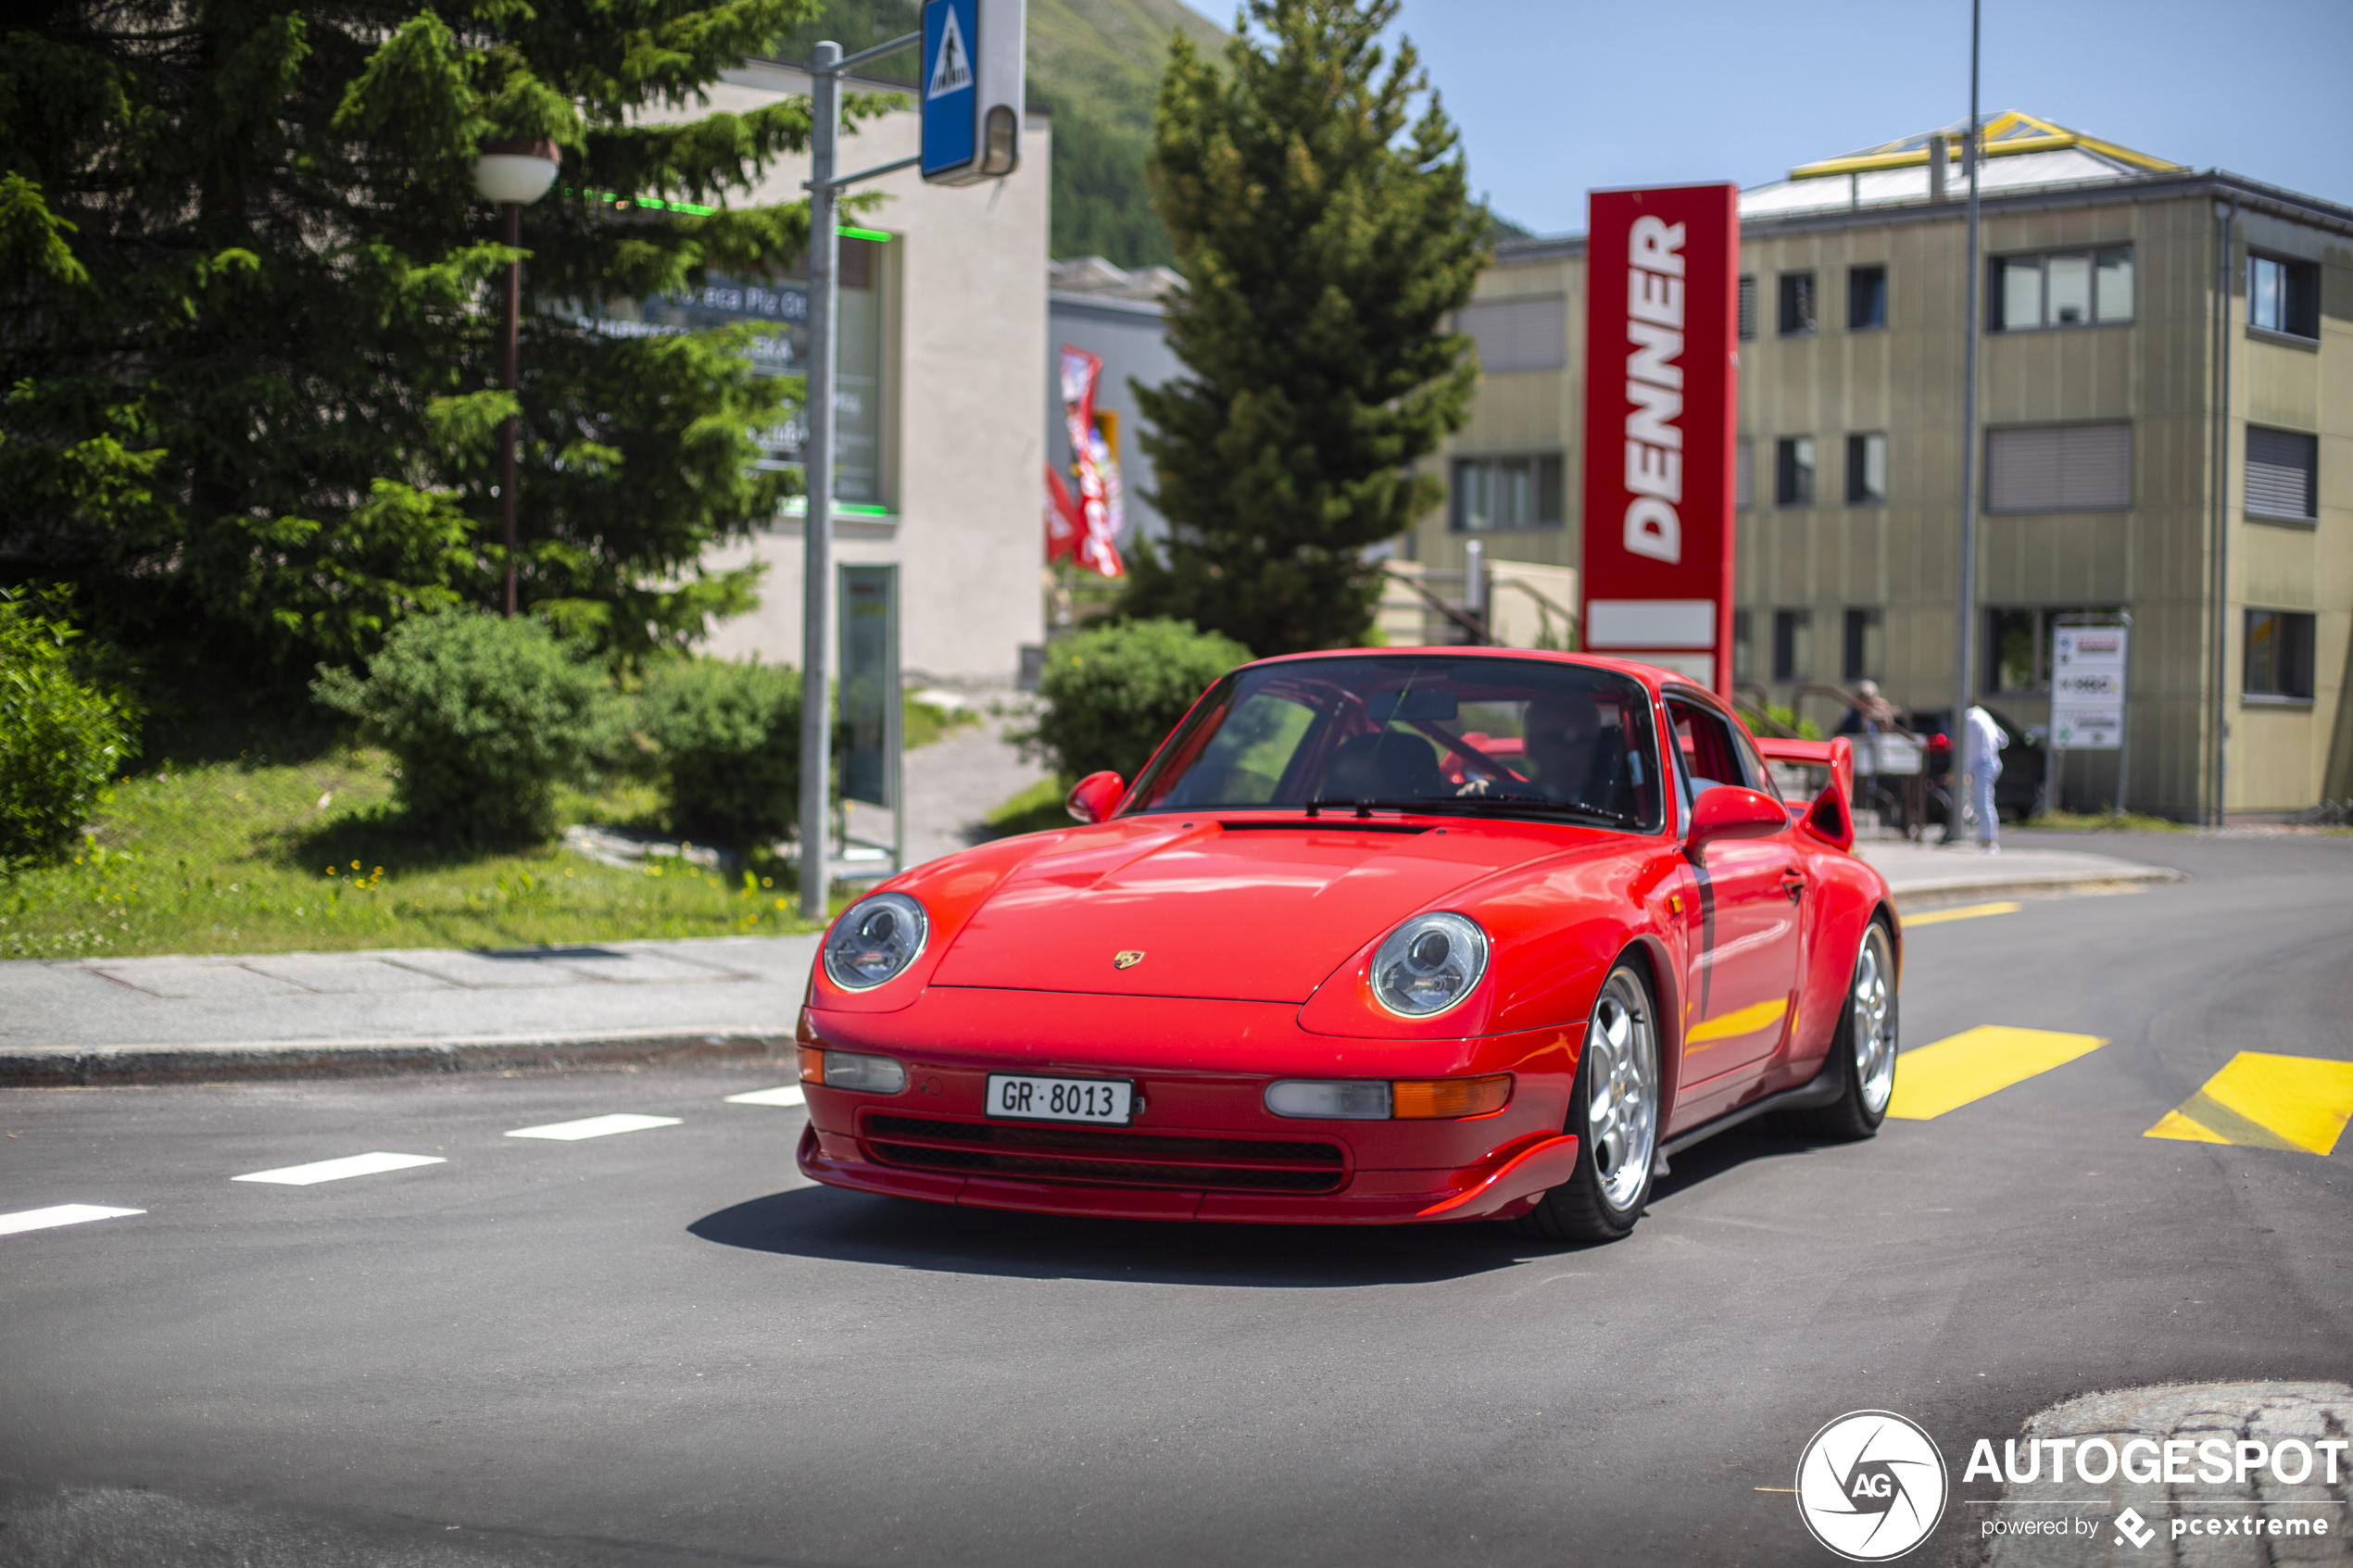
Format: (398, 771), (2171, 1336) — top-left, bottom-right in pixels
(1125, 656), (1665, 833)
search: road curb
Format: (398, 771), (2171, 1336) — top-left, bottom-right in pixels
(1887, 867), (2187, 912)
(0, 1027), (792, 1089)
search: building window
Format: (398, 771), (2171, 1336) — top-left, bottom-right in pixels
(2246, 427), (2318, 521)
(1737, 275), (1757, 341)
(1775, 436), (1815, 506)
(1986, 606), (2125, 693)
(2244, 610), (2315, 700)
(1848, 265), (1887, 330)
(1772, 609), (1813, 682)
(1843, 608), (1884, 682)
(1846, 433), (1887, 504)
(1450, 454), (1564, 532)
(1991, 246), (2133, 330)
(1457, 295), (1568, 373)
(1986, 422), (2132, 512)
(1778, 272), (1817, 336)
(2247, 254), (2319, 339)
(1732, 609), (1755, 681)
(1734, 439), (1754, 509)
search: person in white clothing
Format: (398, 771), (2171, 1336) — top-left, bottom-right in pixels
(1964, 705), (2008, 851)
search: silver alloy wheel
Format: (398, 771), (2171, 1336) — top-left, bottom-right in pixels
(1585, 971), (1658, 1211)
(1852, 924), (1897, 1116)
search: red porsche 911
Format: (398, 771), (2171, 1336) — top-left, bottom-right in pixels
(795, 650), (1899, 1243)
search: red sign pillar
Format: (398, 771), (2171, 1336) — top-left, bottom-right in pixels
(1578, 183), (1740, 696)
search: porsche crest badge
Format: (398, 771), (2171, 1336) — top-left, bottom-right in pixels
(1113, 950), (1145, 970)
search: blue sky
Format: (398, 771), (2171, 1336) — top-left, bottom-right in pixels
(1178, 0), (2353, 234)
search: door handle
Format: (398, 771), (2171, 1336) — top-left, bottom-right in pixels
(1780, 872), (1806, 904)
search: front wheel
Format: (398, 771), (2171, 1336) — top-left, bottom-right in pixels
(1793, 918), (1898, 1141)
(1516, 960), (1659, 1244)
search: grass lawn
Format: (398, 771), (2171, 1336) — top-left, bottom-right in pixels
(0, 694), (976, 961)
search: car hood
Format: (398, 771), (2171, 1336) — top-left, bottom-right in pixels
(926, 817), (1592, 1003)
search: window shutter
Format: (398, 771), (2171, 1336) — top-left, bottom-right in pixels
(1737, 276), (1756, 341)
(1457, 296), (1567, 374)
(1734, 440), (1753, 508)
(2245, 427), (2317, 520)
(1987, 423), (2130, 512)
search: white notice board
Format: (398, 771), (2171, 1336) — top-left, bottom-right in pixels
(2050, 625), (2128, 749)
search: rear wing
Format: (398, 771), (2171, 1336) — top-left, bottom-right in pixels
(1755, 735), (1855, 850)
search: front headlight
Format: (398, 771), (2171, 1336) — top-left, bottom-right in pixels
(1368, 911), (1489, 1018)
(823, 892), (928, 990)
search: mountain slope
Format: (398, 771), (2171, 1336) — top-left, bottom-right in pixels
(772, 0), (1226, 266)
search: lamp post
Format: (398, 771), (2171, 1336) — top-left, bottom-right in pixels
(1944, 3), (1982, 842)
(471, 137), (561, 616)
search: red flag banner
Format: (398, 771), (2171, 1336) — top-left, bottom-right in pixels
(1057, 345), (1125, 579)
(1578, 183), (1739, 695)
(1044, 463), (1081, 562)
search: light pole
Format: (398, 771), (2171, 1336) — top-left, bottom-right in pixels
(1944, 3), (1982, 842)
(472, 137), (561, 616)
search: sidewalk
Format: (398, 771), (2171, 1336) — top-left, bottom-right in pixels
(0, 835), (2182, 1088)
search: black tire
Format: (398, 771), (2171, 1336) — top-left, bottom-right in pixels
(1516, 959), (1660, 1244)
(1792, 918), (1898, 1142)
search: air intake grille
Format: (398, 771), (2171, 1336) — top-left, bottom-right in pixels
(862, 1114), (1346, 1194)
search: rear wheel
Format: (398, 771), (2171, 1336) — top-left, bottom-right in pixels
(1793, 919), (1897, 1141)
(1516, 960), (1659, 1244)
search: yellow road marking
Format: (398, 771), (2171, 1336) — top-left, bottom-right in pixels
(1686, 997), (1789, 1047)
(2144, 1053), (2353, 1155)
(1903, 901), (2023, 928)
(1887, 1026), (2108, 1120)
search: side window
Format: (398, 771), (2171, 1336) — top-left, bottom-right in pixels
(1667, 699), (1750, 796)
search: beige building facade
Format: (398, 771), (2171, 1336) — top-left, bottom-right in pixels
(630, 59), (1050, 684)
(1412, 116), (2352, 821)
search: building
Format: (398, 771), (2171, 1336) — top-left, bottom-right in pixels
(617, 57), (1051, 685)
(1410, 114), (2352, 821)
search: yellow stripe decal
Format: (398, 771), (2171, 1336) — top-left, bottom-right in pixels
(1685, 997), (1789, 1047)
(2145, 1053), (2353, 1155)
(1904, 901), (2022, 928)
(1886, 1025), (2107, 1120)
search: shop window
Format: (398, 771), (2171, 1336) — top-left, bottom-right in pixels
(1990, 246), (2133, 330)
(1773, 608), (1813, 682)
(1986, 423), (2132, 512)
(2244, 610), (2315, 700)
(2245, 427), (2318, 521)
(2247, 254), (2319, 339)
(1451, 454), (1565, 532)
(1986, 606), (2125, 692)
(1775, 436), (1815, 506)
(1779, 271), (1817, 336)
(1848, 265), (1887, 330)
(1846, 433), (1887, 504)
(1843, 608), (1884, 682)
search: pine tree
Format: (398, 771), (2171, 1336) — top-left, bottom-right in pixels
(1120, 0), (1487, 657)
(0, 0), (897, 683)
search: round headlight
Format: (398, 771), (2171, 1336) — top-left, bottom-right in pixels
(1368, 911), (1489, 1018)
(823, 892), (928, 990)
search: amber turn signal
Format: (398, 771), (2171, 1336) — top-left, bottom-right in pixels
(1390, 1074), (1513, 1119)
(797, 1044), (824, 1085)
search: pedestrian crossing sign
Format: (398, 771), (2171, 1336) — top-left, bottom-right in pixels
(920, 0), (1025, 185)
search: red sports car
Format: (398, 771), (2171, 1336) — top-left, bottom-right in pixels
(796, 650), (1899, 1242)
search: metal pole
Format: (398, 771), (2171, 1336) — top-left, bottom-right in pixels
(799, 43), (841, 919)
(501, 200), (521, 617)
(2210, 201), (2236, 826)
(2113, 609), (2132, 817)
(1944, 0), (1982, 842)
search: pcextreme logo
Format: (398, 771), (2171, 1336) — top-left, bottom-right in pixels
(1795, 1411), (1949, 1562)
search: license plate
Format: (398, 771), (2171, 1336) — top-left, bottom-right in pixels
(985, 1073), (1135, 1125)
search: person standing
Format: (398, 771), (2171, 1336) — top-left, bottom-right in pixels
(1964, 704), (2008, 852)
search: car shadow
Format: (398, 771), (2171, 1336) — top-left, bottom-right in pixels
(687, 1184), (1585, 1287)
(1648, 1116), (1842, 1203)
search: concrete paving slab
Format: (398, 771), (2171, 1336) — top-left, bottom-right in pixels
(238, 956), (457, 994)
(83, 960), (318, 1000)
(376, 950), (603, 988)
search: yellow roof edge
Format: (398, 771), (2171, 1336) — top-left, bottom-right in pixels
(1789, 113), (2183, 181)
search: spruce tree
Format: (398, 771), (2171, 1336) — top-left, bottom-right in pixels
(1121, 0), (1487, 656)
(0, 0), (896, 683)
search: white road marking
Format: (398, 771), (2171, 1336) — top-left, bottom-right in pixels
(0, 1204), (145, 1236)
(504, 1113), (682, 1141)
(724, 1086), (806, 1107)
(233, 1152), (447, 1185)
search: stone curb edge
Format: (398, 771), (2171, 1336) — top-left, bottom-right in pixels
(0, 1028), (792, 1089)
(1887, 867), (2187, 911)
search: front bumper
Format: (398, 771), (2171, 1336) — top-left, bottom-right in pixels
(793, 987), (1582, 1225)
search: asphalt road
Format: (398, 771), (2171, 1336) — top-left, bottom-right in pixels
(4, 832), (2348, 1568)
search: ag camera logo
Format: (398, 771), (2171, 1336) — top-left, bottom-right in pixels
(1796, 1410), (1949, 1561)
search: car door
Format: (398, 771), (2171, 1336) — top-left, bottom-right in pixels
(1667, 696), (1804, 1085)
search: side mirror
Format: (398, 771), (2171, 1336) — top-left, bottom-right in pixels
(1064, 771), (1126, 824)
(1685, 784), (1788, 850)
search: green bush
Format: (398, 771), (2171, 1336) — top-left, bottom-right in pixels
(0, 593), (138, 870)
(639, 657), (812, 850)
(1019, 618), (1252, 783)
(312, 608), (619, 845)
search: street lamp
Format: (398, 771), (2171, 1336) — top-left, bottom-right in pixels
(471, 136), (561, 617)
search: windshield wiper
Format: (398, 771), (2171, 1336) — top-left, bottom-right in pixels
(1306, 797), (1641, 828)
